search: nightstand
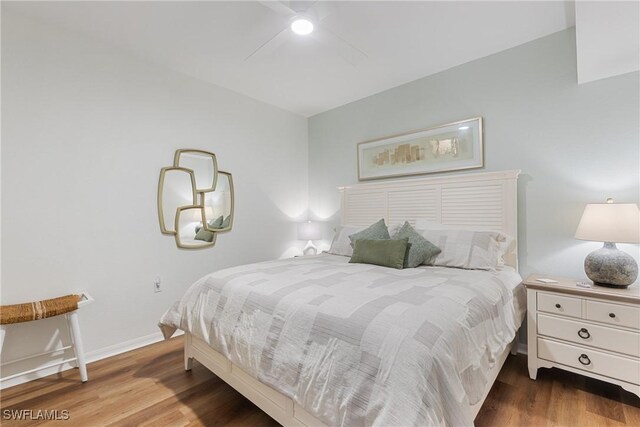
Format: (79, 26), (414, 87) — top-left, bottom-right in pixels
(524, 274), (640, 398)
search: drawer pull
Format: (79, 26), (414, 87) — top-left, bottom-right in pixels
(577, 328), (591, 339)
(609, 313), (616, 318)
(555, 303), (561, 309)
(578, 354), (591, 366)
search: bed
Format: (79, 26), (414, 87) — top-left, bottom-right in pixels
(159, 169), (524, 426)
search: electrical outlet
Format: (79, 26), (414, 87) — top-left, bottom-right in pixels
(153, 276), (162, 293)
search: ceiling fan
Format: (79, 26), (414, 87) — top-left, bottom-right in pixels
(246, 1), (368, 66)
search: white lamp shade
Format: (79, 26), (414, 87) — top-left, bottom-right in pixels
(575, 203), (640, 243)
(298, 221), (321, 241)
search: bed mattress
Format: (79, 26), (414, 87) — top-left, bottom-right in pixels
(159, 254), (525, 426)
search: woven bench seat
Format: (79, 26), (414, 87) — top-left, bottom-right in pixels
(1, 294), (81, 325)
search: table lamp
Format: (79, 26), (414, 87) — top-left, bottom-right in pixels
(298, 220), (322, 256)
(574, 198), (639, 288)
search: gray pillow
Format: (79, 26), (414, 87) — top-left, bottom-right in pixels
(195, 216), (223, 233)
(221, 215), (231, 229)
(194, 227), (215, 242)
(349, 219), (390, 248)
(393, 221), (441, 268)
(209, 215), (224, 229)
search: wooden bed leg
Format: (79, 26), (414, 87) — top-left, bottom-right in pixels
(184, 332), (193, 371)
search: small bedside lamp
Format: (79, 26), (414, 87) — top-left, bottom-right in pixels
(298, 220), (322, 256)
(575, 198), (639, 288)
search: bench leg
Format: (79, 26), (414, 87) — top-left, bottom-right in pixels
(68, 312), (88, 382)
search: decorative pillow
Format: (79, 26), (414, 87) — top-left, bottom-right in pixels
(195, 216), (224, 234)
(348, 219), (390, 248)
(419, 228), (507, 270)
(209, 215), (224, 229)
(387, 223), (402, 237)
(221, 215), (231, 229)
(392, 221), (441, 268)
(349, 238), (409, 269)
(496, 236), (514, 269)
(194, 227), (215, 242)
(415, 219), (513, 269)
(327, 225), (363, 257)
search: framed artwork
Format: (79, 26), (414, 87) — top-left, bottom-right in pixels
(357, 117), (483, 181)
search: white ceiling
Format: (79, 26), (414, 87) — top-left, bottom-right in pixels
(4, 1), (576, 117)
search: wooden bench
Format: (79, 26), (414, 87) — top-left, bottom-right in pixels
(0, 293), (93, 384)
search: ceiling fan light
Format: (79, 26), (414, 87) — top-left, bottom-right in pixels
(291, 18), (314, 36)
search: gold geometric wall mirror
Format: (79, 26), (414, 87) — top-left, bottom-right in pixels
(157, 167), (197, 235)
(174, 149), (218, 192)
(203, 172), (234, 233)
(158, 149), (234, 249)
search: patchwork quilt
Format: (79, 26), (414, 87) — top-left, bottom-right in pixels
(159, 254), (525, 426)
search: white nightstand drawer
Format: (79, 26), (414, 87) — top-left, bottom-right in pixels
(538, 338), (640, 385)
(538, 292), (582, 318)
(585, 300), (640, 330)
(537, 314), (640, 357)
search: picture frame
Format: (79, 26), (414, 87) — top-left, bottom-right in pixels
(357, 117), (483, 181)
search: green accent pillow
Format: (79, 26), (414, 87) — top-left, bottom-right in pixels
(208, 215), (224, 229)
(195, 216), (223, 234)
(349, 238), (409, 269)
(393, 221), (441, 267)
(348, 219), (390, 248)
(221, 215), (231, 229)
(194, 227), (215, 242)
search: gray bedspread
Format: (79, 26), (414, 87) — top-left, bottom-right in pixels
(159, 254), (525, 426)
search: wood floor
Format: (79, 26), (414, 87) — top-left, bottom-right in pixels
(1, 336), (638, 426)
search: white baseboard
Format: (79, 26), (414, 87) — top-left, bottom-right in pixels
(516, 343), (528, 355)
(0, 330), (182, 390)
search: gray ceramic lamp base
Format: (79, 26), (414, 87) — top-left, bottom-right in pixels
(584, 242), (638, 288)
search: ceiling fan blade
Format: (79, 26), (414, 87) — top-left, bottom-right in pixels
(313, 27), (368, 66)
(257, 1), (296, 19)
(307, 1), (338, 22)
(244, 26), (292, 61)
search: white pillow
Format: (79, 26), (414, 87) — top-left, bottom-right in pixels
(387, 223), (402, 236)
(327, 225), (363, 257)
(328, 223), (403, 257)
(414, 219), (513, 269)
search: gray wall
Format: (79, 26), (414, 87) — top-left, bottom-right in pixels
(309, 28), (639, 281)
(1, 11), (308, 382)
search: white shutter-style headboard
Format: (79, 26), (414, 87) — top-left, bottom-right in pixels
(339, 169), (521, 269)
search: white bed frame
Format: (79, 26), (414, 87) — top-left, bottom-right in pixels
(184, 169), (521, 426)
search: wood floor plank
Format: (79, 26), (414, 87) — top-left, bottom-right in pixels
(547, 374), (589, 427)
(622, 395), (640, 426)
(1, 336), (638, 426)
